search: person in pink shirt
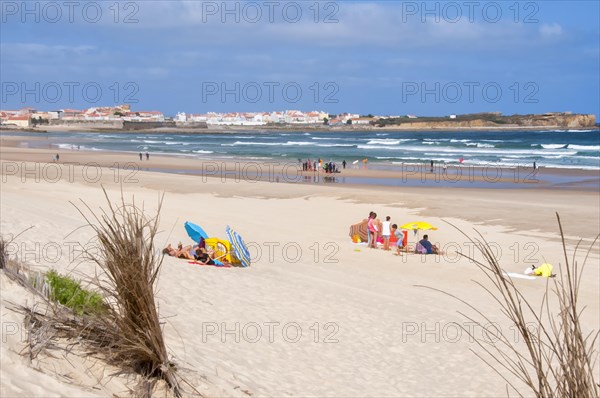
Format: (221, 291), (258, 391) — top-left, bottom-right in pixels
(368, 212), (379, 249)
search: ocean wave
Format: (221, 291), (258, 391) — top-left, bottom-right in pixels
(223, 140), (348, 147)
(573, 155), (600, 160)
(419, 147), (577, 156)
(539, 144), (568, 149)
(357, 144), (578, 156)
(98, 134), (124, 139)
(193, 150), (214, 154)
(466, 143), (495, 148)
(568, 144), (600, 151)
(366, 139), (403, 145)
(389, 157), (451, 162)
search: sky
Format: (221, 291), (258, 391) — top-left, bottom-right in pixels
(1, 0), (599, 118)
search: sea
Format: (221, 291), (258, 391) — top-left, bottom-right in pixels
(33, 129), (600, 171)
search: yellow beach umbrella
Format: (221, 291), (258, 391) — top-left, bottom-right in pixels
(400, 221), (438, 241)
(400, 221), (438, 231)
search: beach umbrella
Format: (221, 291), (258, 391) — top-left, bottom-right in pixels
(226, 225), (251, 268)
(349, 219), (369, 242)
(400, 221), (438, 239)
(184, 221), (209, 244)
(400, 221), (438, 231)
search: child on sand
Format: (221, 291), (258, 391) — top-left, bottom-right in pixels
(392, 224), (406, 255)
(382, 216), (391, 251)
(367, 212), (378, 249)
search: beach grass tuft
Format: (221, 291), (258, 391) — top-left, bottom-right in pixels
(3, 189), (183, 396)
(70, 187), (181, 395)
(419, 213), (599, 397)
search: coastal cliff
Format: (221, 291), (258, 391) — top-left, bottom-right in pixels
(376, 113), (597, 130)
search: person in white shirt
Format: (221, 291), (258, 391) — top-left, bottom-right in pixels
(382, 216), (392, 251)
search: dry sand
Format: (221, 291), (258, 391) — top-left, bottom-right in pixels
(1, 154), (599, 396)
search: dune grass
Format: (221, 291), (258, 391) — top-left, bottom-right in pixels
(45, 270), (106, 316)
(4, 189), (183, 397)
(420, 213), (599, 397)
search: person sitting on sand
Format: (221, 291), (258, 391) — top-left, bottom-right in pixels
(418, 235), (439, 255)
(194, 247), (233, 266)
(194, 247), (216, 265)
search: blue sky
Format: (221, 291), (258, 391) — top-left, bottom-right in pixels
(1, 1), (599, 118)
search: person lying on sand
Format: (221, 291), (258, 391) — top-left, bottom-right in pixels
(162, 243), (197, 260)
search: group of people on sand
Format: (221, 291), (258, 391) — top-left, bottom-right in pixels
(300, 158), (341, 173)
(162, 240), (230, 266)
(366, 211), (440, 255)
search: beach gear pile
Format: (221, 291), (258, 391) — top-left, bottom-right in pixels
(184, 221), (251, 267)
(348, 219), (433, 249)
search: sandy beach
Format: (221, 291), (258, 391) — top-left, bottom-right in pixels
(1, 142), (599, 396)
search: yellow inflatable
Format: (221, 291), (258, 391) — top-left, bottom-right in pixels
(204, 238), (235, 263)
(534, 263), (553, 277)
(525, 263), (553, 277)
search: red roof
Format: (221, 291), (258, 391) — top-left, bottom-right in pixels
(8, 115), (30, 120)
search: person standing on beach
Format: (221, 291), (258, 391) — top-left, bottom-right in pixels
(366, 211), (374, 247)
(139, 152), (143, 161)
(368, 212), (379, 249)
(430, 160), (434, 173)
(146, 152), (150, 160)
(382, 216), (392, 251)
(342, 160), (347, 169)
(56, 154), (59, 162)
(533, 161), (537, 170)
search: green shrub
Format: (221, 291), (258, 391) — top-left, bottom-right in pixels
(46, 270), (106, 316)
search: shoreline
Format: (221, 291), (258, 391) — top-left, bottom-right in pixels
(1, 137), (599, 191)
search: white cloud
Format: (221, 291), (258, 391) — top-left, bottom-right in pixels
(539, 23), (563, 38)
(1, 43), (95, 58)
